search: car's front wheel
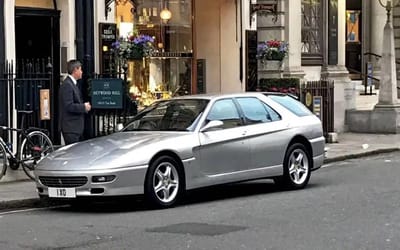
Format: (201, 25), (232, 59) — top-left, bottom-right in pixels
(274, 143), (311, 189)
(145, 155), (184, 208)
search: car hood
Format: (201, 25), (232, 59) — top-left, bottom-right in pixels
(36, 132), (191, 171)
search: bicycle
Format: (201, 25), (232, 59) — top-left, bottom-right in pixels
(0, 110), (55, 181)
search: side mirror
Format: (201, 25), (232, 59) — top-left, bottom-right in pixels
(200, 120), (224, 132)
(116, 123), (124, 131)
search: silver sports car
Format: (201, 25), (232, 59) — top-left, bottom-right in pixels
(35, 92), (325, 208)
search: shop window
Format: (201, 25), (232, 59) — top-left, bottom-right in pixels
(114, 0), (193, 108)
(301, 0), (323, 65)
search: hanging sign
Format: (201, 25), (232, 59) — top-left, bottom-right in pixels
(91, 79), (123, 109)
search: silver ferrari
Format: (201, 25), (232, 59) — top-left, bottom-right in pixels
(35, 92), (325, 208)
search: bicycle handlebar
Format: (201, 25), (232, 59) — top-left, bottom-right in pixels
(0, 126), (22, 132)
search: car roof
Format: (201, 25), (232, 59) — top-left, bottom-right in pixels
(171, 92), (268, 101)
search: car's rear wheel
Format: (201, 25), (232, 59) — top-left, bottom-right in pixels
(145, 155), (184, 208)
(274, 143), (311, 189)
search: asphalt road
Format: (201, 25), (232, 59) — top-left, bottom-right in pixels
(1, 152), (400, 250)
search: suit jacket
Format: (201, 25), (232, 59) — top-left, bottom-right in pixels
(59, 76), (86, 134)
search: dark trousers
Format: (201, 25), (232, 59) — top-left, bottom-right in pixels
(62, 132), (81, 145)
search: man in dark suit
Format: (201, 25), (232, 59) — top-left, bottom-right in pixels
(59, 60), (91, 145)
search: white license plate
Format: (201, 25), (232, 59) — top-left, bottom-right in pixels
(48, 187), (76, 198)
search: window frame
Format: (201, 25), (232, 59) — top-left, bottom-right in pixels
(301, 0), (324, 66)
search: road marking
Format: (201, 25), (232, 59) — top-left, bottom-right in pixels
(0, 205), (69, 216)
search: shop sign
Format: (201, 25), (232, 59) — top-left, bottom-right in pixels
(100, 23), (116, 41)
(40, 89), (51, 120)
(313, 96), (323, 121)
(250, 2), (278, 25)
(367, 62), (373, 87)
(91, 79), (123, 109)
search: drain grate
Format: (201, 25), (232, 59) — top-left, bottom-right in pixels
(146, 222), (247, 236)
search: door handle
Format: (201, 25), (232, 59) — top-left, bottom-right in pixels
(242, 131), (247, 136)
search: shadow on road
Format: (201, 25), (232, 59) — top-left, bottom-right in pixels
(51, 179), (320, 213)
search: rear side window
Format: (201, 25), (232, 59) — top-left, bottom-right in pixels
(236, 97), (281, 124)
(269, 95), (313, 117)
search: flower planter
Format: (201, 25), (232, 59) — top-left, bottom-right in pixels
(258, 60), (283, 71)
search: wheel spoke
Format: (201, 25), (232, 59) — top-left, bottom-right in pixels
(164, 166), (172, 179)
(292, 170), (300, 182)
(162, 187), (170, 200)
(154, 182), (164, 193)
(296, 153), (304, 163)
(156, 170), (163, 180)
(289, 163), (296, 174)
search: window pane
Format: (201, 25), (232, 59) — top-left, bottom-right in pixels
(236, 97), (272, 123)
(207, 99), (241, 129)
(301, 0), (322, 55)
(269, 95), (313, 117)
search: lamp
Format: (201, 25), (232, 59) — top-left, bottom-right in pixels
(160, 8), (172, 22)
(160, 0), (172, 23)
(378, 0), (400, 22)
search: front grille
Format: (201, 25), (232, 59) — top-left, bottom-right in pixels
(39, 176), (88, 187)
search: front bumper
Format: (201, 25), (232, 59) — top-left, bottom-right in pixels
(35, 165), (148, 198)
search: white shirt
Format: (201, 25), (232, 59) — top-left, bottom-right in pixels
(68, 75), (77, 85)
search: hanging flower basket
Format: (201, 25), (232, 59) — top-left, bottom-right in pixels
(111, 34), (155, 61)
(256, 40), (288, 71)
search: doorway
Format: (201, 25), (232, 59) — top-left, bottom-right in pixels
(346, 0), (362, 79)
(14, 8), (61, 144)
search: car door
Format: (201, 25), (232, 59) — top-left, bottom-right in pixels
(235, 97), (288, 171)
(198, 98), (250, 178)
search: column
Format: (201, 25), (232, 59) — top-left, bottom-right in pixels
(283, 0), (304, 78)
(321, 0), (354, 133)
(370, 0), (387, 86)
(4, 0), (15, 131)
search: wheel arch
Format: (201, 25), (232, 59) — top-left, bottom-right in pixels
(286, 135), (313, 168)
(146, 150), (187, 190)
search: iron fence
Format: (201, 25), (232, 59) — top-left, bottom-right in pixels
(300, 80), (334, 138)
(0, 59), (54, 143)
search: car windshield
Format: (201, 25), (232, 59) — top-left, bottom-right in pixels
(269, 95), (313, 117)
(123, 99), (209, 132)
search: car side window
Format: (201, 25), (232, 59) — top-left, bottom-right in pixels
(263, 103), (281, 121)
(206, 99), (242, 129)
(236, 97), (281, 124)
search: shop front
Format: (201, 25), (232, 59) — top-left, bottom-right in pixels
(104, 0), (245, 109)
(109, 0), (194, 108)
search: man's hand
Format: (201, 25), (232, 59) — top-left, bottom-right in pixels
(84, 102), (91, 112)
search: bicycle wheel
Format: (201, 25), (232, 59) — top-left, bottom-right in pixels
(20, 131), (54, 180)
(0, 143), (7, 180)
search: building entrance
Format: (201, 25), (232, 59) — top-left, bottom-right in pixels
(346, 0), (362, 79)
(14, 8), (61, 144)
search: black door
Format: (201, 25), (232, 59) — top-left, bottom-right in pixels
(15, 8), (61, 144)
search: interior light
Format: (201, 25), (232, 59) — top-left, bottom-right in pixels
(160, 8), (172, 22)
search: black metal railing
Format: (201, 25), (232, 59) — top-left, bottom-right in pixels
(300, 80), (334, 138)
(0, 59), (54, 143)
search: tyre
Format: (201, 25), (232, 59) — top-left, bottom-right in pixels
(275, 143), (311, 189)
(20, 131), (54, 180)
(144, 155), (184, 208)
(0, 143), (7, 180)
